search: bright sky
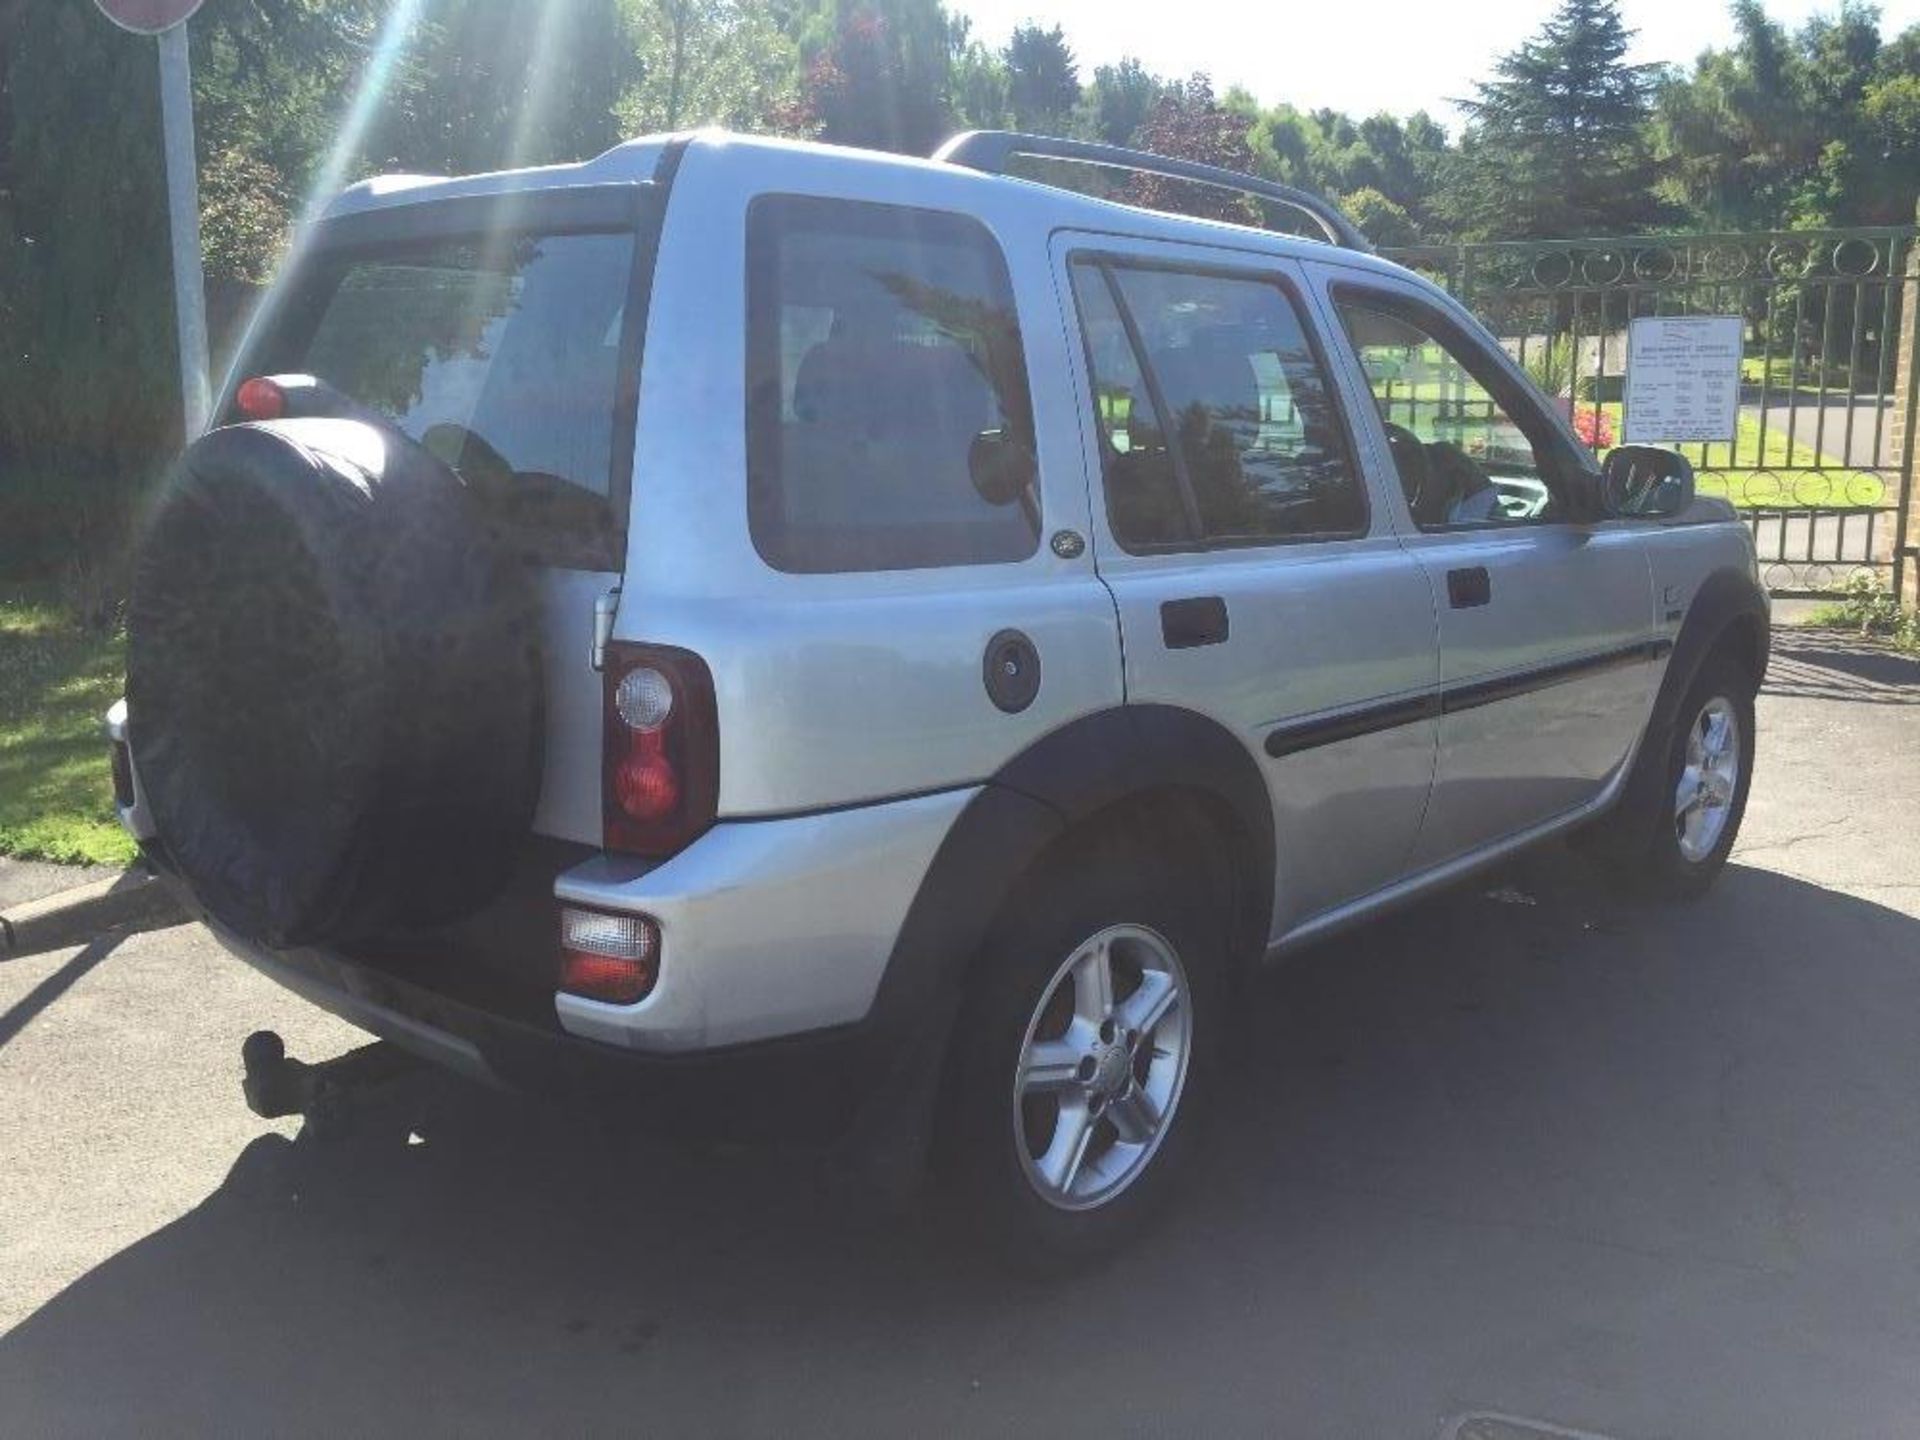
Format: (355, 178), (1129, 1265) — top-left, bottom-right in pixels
(952, 0), (1920, 126)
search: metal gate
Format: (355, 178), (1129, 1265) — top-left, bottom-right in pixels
(1384, 229), (1920, 598)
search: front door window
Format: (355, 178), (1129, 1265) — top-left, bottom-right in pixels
(1337, 301), (1567, 529)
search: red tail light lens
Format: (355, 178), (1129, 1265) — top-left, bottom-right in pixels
(602, 644), (718, 857)
(234, 376), (286, 420)
(614, 731), (681, 821)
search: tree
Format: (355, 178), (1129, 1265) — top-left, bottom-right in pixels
(949, 42), (1009, 130)
(945, 15), (1009, 130)
(1341, 186), (1419, 248)
(357, 0), (640, 176)
(0, 0), (175, 469)
(617, 0), (799, 133)
(198, 144), (291, 285)
(1079, 57), (1165, 147)
(1863, 70), (1920, 222)
(1655, 0), (1920, 229)
(794, 0), (952, 154)
(1241, 98), (1316, 188)
(1444, 0), (1669, 238)
(0, 0), (391, 473)
(190, 0), (381, 259)
(1237, 96), (1453, 240)
(1003, 22), (1077, 133)
(1128, 75), (1259, 226)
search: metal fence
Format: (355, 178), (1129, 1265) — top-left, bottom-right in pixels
(1384, 229), (1920, 598)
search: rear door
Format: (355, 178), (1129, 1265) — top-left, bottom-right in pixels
(1311, 266), (1657, 865)
(225, 183), (666, 846)
(1054, 233), (1440, 938)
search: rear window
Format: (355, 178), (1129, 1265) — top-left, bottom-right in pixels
(746, 195), (1040, 574)
(242, 226), (638, 568)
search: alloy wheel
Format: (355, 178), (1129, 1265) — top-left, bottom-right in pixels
(1011, 923), (1192, 1212)
(1674, 695), (1741, 863)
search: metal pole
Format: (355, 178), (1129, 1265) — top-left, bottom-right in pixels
(157, 21), (210, 439)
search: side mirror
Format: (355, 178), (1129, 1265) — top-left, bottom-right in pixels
(1599, 444), (1695, 519)
(969, 428), (1037, 507)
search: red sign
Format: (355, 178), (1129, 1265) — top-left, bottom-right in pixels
(94, 0), (204, 34)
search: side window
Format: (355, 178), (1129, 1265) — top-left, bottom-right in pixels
(1069, 257), (1365, 551)
(746, 195), (1040, 574)
(1067, 262), (1190, 547)
(1335, 298), (1564, 530)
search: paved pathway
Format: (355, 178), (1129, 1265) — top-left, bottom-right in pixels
(0, 857), (116, 911)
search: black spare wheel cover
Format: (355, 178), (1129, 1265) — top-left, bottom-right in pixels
(128, 418), (543, 947)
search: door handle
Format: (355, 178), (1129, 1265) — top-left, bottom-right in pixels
(1161, 596), (1229, 649)
(1447, 566), (1491, 609)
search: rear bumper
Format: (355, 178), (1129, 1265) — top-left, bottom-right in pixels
(116, 663), (976, 1141)
(206, 918), (884, 1145)
(158, 785), (977, 1145)
(550, 787), (977, 1052)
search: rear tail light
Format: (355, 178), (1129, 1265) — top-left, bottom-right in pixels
(602, 643), (718, 857)
(559, 905), (659, 1003)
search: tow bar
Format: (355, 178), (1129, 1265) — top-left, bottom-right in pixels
(241, 1030), (420, 1132)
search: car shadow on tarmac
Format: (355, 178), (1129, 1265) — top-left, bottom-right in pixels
(6, 848), (1920, 1437)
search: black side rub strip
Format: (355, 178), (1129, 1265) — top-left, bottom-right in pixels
(1441, 638), (1671, 715)
(1264, 692), (1441, 759)
(1263, 638), (1673, 759)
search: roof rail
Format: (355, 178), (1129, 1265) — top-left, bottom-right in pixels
(933, 130), (1372, 253)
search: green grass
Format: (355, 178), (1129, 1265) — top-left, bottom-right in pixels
(0, 589), (136, 867)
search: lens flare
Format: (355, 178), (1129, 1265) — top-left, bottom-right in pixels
(214, 0), (428, 404)
(298, 0), (430, 230)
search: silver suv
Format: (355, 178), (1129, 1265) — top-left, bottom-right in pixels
(111, 129), (1768, 1266)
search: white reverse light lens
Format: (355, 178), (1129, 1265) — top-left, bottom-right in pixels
(615, 666), (674, 732)
(560, 906), (659, 963)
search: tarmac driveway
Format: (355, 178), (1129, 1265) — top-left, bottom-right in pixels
(2, 629), (1918, 1439)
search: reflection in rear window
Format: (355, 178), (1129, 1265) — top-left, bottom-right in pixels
(251, 230), (635, 561)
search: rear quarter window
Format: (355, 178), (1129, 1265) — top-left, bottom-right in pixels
(745, 195), (1040, 574)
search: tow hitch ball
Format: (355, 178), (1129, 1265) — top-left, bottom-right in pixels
(241, 1030), (417, 1130)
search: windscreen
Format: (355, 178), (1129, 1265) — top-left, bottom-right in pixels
(239, 227), (638, 568)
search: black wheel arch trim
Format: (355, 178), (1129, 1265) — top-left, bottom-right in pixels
(1616, 565), (1770, 820)
(868, 705), (1275, 1050)
(1653, 567), (1770, 732)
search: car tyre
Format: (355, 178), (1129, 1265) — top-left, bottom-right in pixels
(128, 418), (542, 946)
(936, 832), (1225, 1273)
(1605, 654), (1756, 900)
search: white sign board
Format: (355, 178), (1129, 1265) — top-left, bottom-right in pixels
(1623, 315), (1744, 444)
